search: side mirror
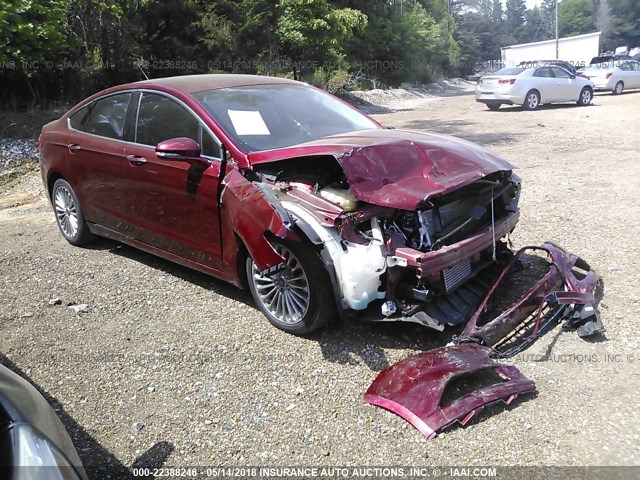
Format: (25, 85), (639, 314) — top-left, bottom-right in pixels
(155, 137), (201, 160)
(570, 74), (576, 79)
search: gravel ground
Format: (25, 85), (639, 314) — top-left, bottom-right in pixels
(1, 89), (639, 477)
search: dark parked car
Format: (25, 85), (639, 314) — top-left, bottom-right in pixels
(40, 74), (526, 335)
(0, 363), (87, 479)
(590, 54), (632, 65)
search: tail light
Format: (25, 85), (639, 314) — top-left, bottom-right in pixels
(606, 73), (613, 79)
(499, 79), (516, 85)
(38, 136), (43, 148)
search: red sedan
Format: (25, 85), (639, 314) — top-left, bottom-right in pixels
(39, 74), (522, 334)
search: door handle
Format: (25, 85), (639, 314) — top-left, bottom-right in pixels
(68, 144), (81, 154)
(127, 155), (147, 166)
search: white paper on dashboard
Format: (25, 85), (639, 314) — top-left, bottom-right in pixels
(227, 110), (271, 135)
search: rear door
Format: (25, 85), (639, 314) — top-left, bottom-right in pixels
(66, 92), (134, 229)
(121, 91), (224, 268)
(532, 67), (559, 102)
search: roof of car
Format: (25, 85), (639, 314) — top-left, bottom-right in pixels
(131, 74), (300, 94)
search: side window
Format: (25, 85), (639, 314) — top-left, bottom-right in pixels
(136, 93), (200, 147)
(70, 93), (132, 140)
(552, 67), (571, 79)
(201, 128), (222, 158)
(69, 105), (90, 131)
(533, 67), (555, 78)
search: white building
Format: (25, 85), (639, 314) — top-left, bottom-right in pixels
(501, 32), (601, 68)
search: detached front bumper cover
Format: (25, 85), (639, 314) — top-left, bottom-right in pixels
(365, 242), (603, 439)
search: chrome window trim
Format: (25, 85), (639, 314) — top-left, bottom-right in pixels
(67, 88), (224, 161)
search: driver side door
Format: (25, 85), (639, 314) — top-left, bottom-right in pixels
(550, 67), (580, 101)
(122, 91), (224, 268)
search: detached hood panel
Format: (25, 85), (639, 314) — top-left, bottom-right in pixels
(247, 129), (514, 210)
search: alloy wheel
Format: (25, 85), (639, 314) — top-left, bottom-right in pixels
(250, 245), (310, 324)
(54, 185), (79, 239)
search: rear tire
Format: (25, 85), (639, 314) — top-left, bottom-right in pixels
(522, 90), (540, 110)
(577, 87), (592, 106)
(613, 81), (624, 95)
(246, 239), (336, 335)
(487, 103), (502, 111)
(51, 179), (94, 246)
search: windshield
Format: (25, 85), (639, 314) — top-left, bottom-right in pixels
(192, 84), (379, 152)
(493, 68), (525, 75)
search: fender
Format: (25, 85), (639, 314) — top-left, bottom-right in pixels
(221, 169), (300, 272)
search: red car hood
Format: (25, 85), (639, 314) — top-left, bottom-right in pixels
(247, 129), (514, 210)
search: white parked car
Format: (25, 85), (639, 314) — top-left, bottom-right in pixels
(475, 66), (594, 111)
(579, 60), (640, 94)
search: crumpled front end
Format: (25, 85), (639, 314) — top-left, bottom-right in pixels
(236, 134), (605, 440)
(364, 241), (604, 439)
(248, 149), (521, 324)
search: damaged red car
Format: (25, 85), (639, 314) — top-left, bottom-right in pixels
(39, 74), (527, 334)
(40, 74), (604, 439)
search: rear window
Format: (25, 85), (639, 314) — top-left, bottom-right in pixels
(494, 68), (525, 75)
(69, 93), (132, 140)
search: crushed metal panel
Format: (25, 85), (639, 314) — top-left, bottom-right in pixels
(221, 169), (299, 271)
(334, 136), (513, 210)
(364, 343), (535, 439)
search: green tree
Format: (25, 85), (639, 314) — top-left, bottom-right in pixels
(608, 0), (640, 48)
(0, 0), (69, 66)
(0, 0), (70, 105)
(504, 0), (527, 43)
(558, 0), (595, 36)
(522, 6), (545, 43)
(275, 0), (367, 75)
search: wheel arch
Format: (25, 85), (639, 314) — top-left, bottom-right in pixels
(47, 171), (67, 200)
(527, 88), (541, 100)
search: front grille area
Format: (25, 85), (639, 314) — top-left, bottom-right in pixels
(443, 259), (472, 292)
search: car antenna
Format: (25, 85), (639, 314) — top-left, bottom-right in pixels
(138, 65), (150, 80)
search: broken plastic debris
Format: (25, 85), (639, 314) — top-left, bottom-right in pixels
(381, 301), (397, 317)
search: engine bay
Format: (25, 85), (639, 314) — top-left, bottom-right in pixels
(252, 155), (522, 326)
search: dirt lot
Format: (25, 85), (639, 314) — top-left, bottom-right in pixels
(1, 91), (639, 477)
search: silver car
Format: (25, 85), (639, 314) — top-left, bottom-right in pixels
(475, 66), (594, 110)
(580, 60), (640, 94)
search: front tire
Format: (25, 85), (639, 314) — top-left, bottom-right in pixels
(246, 239), (336, 335)
(522, 90), (540, 110)
(51, 179), (94, 246)
(577, 87), (592, 106)
(613, 81), (624, 95)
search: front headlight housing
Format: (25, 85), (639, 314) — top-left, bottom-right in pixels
(9, 423), (82, 480)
